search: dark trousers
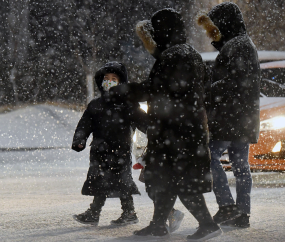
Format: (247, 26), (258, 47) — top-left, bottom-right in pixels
(152, 192), (215, 227)
(90, 194), (135, 215)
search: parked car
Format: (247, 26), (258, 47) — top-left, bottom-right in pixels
(201, 51), (285, 171)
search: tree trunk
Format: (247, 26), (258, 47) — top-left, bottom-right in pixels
(86, 74), (94, 104)
(9, 67), (19, 105)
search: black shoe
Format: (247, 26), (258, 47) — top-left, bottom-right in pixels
(221, 214), (250, 228)
(213, 205), (241, 224)
(73, 208), (99, 226)
(187, 223), (222, 241)
(134, 221), (169, 237)
(110, 211), (139, 226)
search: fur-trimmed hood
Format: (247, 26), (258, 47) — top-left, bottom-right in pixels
(95, 62), (128, 94)
(136, 8), (186, 58)
(197, 2), (246, 50)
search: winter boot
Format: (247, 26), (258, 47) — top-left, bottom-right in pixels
(187, 223), (222, 241)
(221, 214), (250, 228)
(111, 195), (138, 226)
(133, 221), (169, 237)
(110, 210), (139, 226)
(72, 208), (99, 226)
(73, 198), (104, 226)
(213, 204), (241, 224)
(168, 209), (185, 233)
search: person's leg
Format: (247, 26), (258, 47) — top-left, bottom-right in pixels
(179, 194), (222, 241)
(222, 142), (251, 228)
(134, 192), (176, 236)
(120, 195), (135, 213)
(228, 142), (251, 215)
(180, 194), (214, 225)
(145, 188), (184, 233)
(152, 192), (177, 226)
(134, 154), (176, 236)
(91, 195), (107, 215)
(140, 166), (183, 231)
(73, 195), (106, 225)
(210, 140), (241, 224)
(111, 195), (139, 225)
(142, 169), (184, 233)
(210, 140), (235, 207)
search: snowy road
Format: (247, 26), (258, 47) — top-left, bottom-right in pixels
(1, 148), (285, 242)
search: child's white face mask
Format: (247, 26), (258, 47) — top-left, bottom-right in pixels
(102, 80), (118, 92)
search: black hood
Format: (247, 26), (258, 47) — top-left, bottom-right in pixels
(95, 62), (128, 94)
(136, 8), (186, 59)
(151, 8), (186, 53)
(208, 2), (246, 49)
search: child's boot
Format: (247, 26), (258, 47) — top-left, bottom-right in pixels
(110, 195), (139, 225)
(73, 203), (100, 226)
(110, 210), (139, 225)
(73, 196), (105, 226)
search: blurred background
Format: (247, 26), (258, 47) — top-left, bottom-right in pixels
(0, 0), (284, 108)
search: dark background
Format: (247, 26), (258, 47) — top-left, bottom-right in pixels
(1, 0), (284, 107)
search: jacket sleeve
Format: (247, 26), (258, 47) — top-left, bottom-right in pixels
(203, 64), (212, 113)
(130, 103), (149, 134)
(109, 60), (162, 103)
(148, 52), (199, 97)
(109, 81), (151, 103)
(71, 105), (93, 152)
(211, 44), (253, 102)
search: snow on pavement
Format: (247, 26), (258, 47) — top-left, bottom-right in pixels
(1, 105), (285, 241)
(0, 104), (81, 149)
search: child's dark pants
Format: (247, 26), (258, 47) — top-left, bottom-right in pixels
(90, 195), (135, 216)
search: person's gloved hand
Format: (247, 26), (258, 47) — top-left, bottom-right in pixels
(72, 139), (86, 152)
(109, 84), (130, 103)
(109, 83), (129, 96)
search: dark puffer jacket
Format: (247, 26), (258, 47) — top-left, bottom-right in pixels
(72, 62), (148, 197)
(110, 9), (212, 196)
(207, 2), (261, 143)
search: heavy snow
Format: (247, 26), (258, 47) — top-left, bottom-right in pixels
(1, 105), (285, 242)
(201, 51), (285, 62)
(0, 105), (81, 149)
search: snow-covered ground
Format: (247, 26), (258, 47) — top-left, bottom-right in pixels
(1, 105), (285, 242)
(0, 104), (82, 149)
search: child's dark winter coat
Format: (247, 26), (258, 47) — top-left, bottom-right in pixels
(72, 62), (148, 198)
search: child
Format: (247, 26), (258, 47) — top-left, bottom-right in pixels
(72, 61), (148, 226)
(133, 149), (185, 233)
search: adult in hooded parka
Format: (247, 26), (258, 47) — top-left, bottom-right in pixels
(110, 8), (222, 240)
(71, 62), (149, 226)
(197, 2), (260, 228)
